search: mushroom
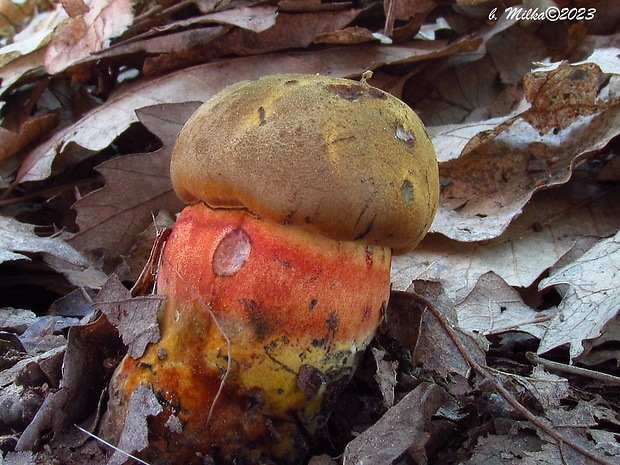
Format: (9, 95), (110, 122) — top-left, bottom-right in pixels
(100, 74), (439, 464)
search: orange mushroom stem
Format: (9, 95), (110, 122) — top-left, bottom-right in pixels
(103, 204), (390, 463)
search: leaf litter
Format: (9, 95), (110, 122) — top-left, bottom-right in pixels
(1, 1), (620, 464)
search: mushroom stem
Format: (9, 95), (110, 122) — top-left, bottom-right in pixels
(102, 203), (391, 464)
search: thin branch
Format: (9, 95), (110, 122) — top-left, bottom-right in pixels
(527, 352), (620, 387)
(74, 424), (152, 465)
(409, 292), (616, 465)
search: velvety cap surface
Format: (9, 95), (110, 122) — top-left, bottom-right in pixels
(170, 73), (439, 253)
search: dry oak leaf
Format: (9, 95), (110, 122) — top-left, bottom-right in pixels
(93, 274), (164, 359)
(14, 37), (479, 184)
(44, 0), (134, 75)
(0, 8), (67, 98)
(432, 100), (620, 242)
(538, 230), (620, 361)
(105, 384), (163, 465)
(0, 113), (58, 165)
(65, 103), (191, 260)
(428, 48), (620, 242)
(391, 181), (620, 303)
(0, 215), (106, 288)
(455, 271), (549, 338)
(343, 382), (446, 465)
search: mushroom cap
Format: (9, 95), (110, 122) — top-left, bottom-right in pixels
(171, 73), (438, 253)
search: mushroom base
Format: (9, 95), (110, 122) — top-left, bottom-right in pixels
(100, 204), (391, 464)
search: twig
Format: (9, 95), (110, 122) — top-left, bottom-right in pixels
(527, 352), (620, 387)
(74, 424), (152, 465)
(383, 0), (396, 38)
(409, 292), (616, 465)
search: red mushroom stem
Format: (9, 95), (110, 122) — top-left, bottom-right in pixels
(103, 203), (391, 463)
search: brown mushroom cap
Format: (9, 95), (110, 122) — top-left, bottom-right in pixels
(171, 73), (438, 253)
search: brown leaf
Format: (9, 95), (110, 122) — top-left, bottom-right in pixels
(0, 113), (58, 165)
(313, 26), (378, 45)
(0, 215), (106, 288)
(433, 102), (620, 242)
(93, 274), (164, 359)
(15, 37), (479, 184)
(15, 314), (120, 451)
(65, 102), (191, 261)
(142, 9), (363, 74)
(106, 384), (163, 465)
(524, 61), (608, 135)
(392, 181), (620, 303)
(371, 347), (398, 409)
(456, 271), (549, 338)
(59, 0), (90, 18)
(407, 281), (487, 379)
(343, 382), (446, 464)
(44, 0), (134, 75)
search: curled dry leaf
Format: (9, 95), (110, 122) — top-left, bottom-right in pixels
(428, 49), (620, 242)
(392, 181), (620, 303)
(44, 0), (134, 75)
(343, 382), (446, 465)
(65, 103), (191, 261)
(93, 274), (164, 359)
(0, 113), (58, 165)
(0, 215), (107, 288)
(538, 230), (620, 361)
(14, 37), (479, 184)
(456, 271), (549, 338)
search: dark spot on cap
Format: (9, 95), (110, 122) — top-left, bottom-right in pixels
(354, 216), (376, 241)
(309, 299), (318, 311)
(258, 106), (266, 125)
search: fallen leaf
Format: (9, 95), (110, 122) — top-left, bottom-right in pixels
(65, 103), (191, 261)
(44, 0), (134, 75)
(93, 274), (164, 359)
(523, 61), (609, 135)
(15, 314), (120, 451)
(106, 384), (163, 465)
(0, 216), (80, 264)
(456, 272), (549, 338)
(392, 181), (620, 303)
(198, 5), (277, 33)
(342, 382), (445, 464)
(0, 113), (59, 165)
(433, 101), (620, 242)
(15, 37), (479, 183)
(0, 215), (106, 288)
(538, 230), (620, 361)
(2, 450), (36, 465)
(371, 347), (398, 409)
(407, 280), (487, 379)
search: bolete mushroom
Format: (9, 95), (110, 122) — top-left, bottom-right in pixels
(100, 74), (439, 464)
